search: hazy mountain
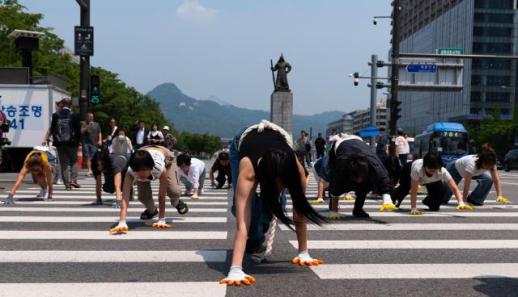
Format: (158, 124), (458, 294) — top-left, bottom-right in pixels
(147, 83), (344, 138)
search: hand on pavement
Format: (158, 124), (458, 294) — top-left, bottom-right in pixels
(2, 192), (15, 205)
(379, 203), (398, 212)
(219, 266), (256, 286)
(409, 209), (423, 216)
(109, 221), (128, 234)
(496, 196), (510, 204)
(152, 218), (171, 229)
(311, 198), (325, 204)
(343, 194), (355, 201)
(191, 194), (200, 200)
(291, 250), (324, 267)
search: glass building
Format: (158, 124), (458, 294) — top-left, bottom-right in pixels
(398, 0), (518, 134)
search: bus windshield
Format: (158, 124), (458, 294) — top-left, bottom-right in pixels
(431, 131), (468, 155)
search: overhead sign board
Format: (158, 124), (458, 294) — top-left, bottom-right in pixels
(406, 64), (437, 73)
(436, 48), (464, 55)
(74, 26), (94, 56)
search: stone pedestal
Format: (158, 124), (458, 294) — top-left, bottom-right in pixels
(270, 91), (293, 135)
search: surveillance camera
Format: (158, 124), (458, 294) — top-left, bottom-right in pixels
(373, 18), (378, 25)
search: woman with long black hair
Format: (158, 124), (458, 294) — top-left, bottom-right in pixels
(220, 120), (325, 286)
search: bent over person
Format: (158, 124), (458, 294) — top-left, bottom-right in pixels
(326, 134), (397, 219)
(392, 152), (472, 214)
(110, 146), (189, 233)
(220, 120), (325, 286)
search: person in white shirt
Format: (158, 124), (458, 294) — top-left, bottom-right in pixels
(109, 146), (189, 234)
(395, 128), (410, 165)
(392, 152), (471, 214)
(443, 144), (508, 206)
(111, 128), (133, 156)
(176, 154), (206, 199)
(133, 120), (148, 149)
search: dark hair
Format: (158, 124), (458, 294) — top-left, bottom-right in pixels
(115, 127), (126, 135)
(151, 122), (159, 130)
(92, 149), (113, 176)
(476, 144), (497, 169)
(218, 151), (229, 161)
(255, 149), (325, 229)
(25, 152), (44, 170)
(176, 153), (192, 167)
(423, 152), (443, 169)
(129, 150), (155, 171)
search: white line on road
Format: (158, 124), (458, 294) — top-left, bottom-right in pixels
(0, 282), (226, 297)
(310, 263), (518, 279)
(0, 250), (227, 263)
(0, 231), (227, 240)
(291, 240), (518, 249)
(331, 211), (518, 217)
(11, 201), (228, 206)
(0, 207), (227, 213)
(287, 204), (516, 210)
(0, 216), (226, 223)
(279, 223), (518, 231)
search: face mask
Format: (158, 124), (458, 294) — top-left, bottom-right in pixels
(118, 135), (125, 140)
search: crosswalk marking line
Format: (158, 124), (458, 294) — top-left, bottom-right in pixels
(279, 223), (518, 231)
(331, 212), (518, 217)
(0, 207), (227, 213)
(286, 205), (515, 210)
(288, 200), (504, 204)
(4, 195), (229, 201)
(11, 201), (228, 206)
(0, 216), (227, 223)
(0, 231), (227, 240)
(0, 282), (226, 297)
(310, 263), (518, 279)
(0, 250), (227, 262)
(15, 190), (230, 195)
(290, 240), (518, 249)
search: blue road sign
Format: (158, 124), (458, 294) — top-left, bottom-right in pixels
(406, 64), (437, 73)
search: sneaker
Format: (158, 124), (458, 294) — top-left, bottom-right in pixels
(65, 186), (72, 191)
(352, 208), (370, 218)
(70, 182), (81, 189)
(248, 242), (268, 264)
(113, 201), (121, 208)
(86, 172), (93, 177)
(183, 191), (193, 196)
(36, 189), (47, 199)
(2, 194), (15, 205)
(46, 197), (54, 202)
(140, 208), (158, 220)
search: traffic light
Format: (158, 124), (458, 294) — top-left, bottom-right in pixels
(90, 74), (101, 104)
(353, 72), (359, 86)
(391, 99), (402, 121)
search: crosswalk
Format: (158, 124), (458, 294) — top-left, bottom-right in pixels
(284, 173), (518, 282)
(0, 175), (230, 297)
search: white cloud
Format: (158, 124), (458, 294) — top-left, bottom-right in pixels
(176, 0), (219, 23)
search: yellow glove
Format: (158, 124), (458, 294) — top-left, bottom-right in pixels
(322, 211), (346, 220)
(311, 198), (325, 204)
(380, 203), (398, 212)
(343, 194), (355, 201)
(456, 204), (473, 211)
(291, 251), (324, 267)
(191, 194), (200, 200)
(152, 219), (172, 229)
(409, 209), (423, 216)
(219, 267), (256, 286)
(109, 222), (128, 235)
(496, 196), (510, 204)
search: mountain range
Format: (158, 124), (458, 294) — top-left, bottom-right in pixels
(147, 83), (344, 139)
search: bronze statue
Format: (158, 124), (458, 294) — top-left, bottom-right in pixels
(270, 54), (292, 92)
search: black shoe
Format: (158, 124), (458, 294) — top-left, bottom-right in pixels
(422, 197), (440, 211)
(467, 199), (483, 206)
(353, 208), (370, 218)
(176, 199), (189, 215)
(140, 208), (158, 220)
(70, 182), (81, 188)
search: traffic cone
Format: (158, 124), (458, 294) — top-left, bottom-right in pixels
(77, 146), (83, 169)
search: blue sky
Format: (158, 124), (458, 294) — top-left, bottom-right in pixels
(19, 0), (392, 115)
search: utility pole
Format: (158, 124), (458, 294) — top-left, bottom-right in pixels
(77, 0), (90, 121)
(370, 55), (378, 128)
(389, 0), (401, 136)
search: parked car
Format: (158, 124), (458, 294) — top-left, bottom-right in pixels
(504, 149), (518, 171)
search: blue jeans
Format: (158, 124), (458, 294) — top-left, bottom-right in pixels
(179, 168), (206, 193)
(442, 161), (493, 205)
(230, 128), (286, 253)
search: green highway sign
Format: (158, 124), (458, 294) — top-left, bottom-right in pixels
(436, 48), (464, 55)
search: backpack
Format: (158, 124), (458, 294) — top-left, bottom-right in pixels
(53, 110), (75, 144)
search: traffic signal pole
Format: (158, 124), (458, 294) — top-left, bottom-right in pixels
(77, 0), (90, 121)
(389, 0), (401, 136)
(370, 55), (378, 129)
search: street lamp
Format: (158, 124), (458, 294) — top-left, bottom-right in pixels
(372, 16), (391, 26)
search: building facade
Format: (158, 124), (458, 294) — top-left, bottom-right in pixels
(327, 101), (389, 136)
(398, 0), (518, 134)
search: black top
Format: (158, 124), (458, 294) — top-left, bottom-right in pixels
(50, 108), (81, 147)
(211, 160), (231, 175)
(239, 129), (293, 172)
(315, 136), (326, 151)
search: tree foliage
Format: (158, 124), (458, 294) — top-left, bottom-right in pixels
(0, 0), (221, 155)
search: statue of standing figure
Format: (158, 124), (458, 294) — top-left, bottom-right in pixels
(270, 54), (292, 92)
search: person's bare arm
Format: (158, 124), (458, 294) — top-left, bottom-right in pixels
(491, 169), (503, 198)
(114, 172), (122, 201)
(45, 166), (53, 198)
(462, 174), (472, 201)
(95, 175), (102, 201)
(9, 167), (28, 195)
(119, 172), (134, 221)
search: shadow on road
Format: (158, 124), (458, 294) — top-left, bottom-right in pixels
(473, 277), (518, 297)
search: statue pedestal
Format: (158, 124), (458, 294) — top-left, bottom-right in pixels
(270, 91), (293, 136)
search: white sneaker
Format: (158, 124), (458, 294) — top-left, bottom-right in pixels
(36, 189), (47, 199)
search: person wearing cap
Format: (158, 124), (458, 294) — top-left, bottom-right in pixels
(395, 128), (410, 166)
(162, 125), (177, 152)
(210, 151), (231, 189)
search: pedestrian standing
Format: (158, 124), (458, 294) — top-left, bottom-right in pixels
(147, 122), (164, 146)
(105, 118), (118, 151)
(111, 128), (133, 157)
(44, 98), (81, 190)
(162, 125), (177, 152)
(133, 120), (148, 150)
(314, 133), (326, 159)
(81, 112), (102, 176)
(395, 128), (410, 165)
(375, 127), (388, 164)
(443, 144), (508, 205)
(304, 132), (312, 165)
(295, 130), (308, 167)
(177, 153), (206, 199)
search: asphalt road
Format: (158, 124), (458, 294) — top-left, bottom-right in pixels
(0, 168), (518, 297)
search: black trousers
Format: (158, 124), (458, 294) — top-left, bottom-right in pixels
(316, 150), (325, 159)
(393, 162), (447, 211)
(216, 171), (231, 189)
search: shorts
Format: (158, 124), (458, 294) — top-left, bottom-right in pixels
(83, 144), (98, 158)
